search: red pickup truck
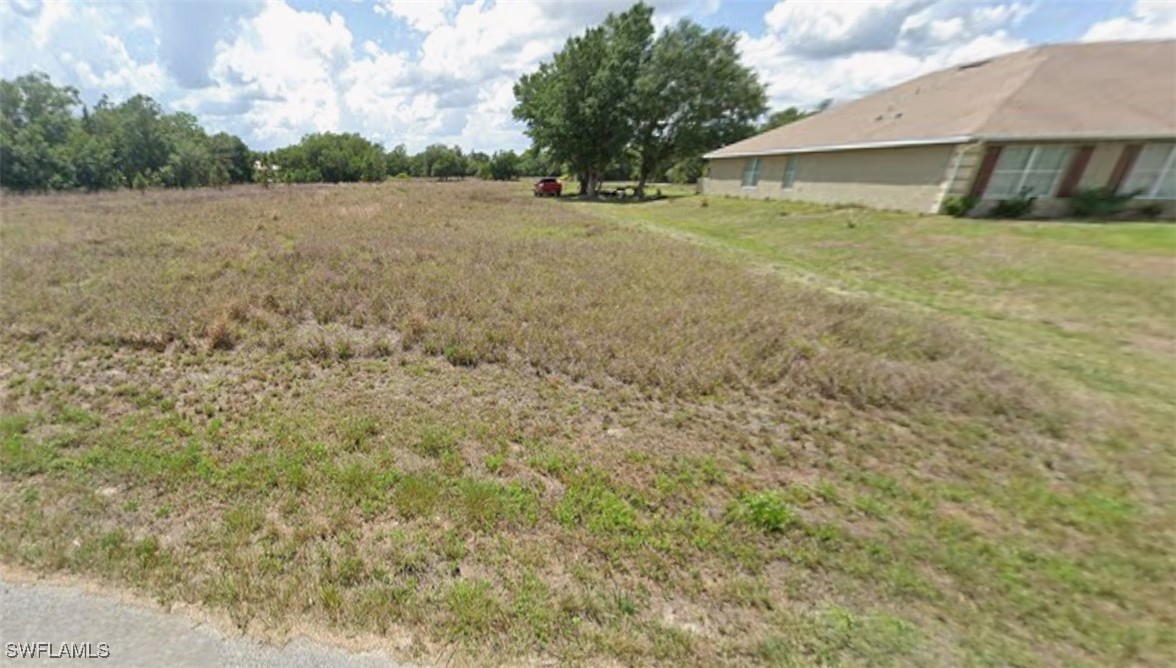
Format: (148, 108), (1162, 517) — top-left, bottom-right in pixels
(533, 177), (562, 197)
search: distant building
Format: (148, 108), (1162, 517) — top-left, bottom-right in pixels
(702, 40), (1176, 217)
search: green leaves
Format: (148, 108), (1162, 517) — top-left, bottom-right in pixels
(1, 72), (255, 192)
(513, 3), (655, 193)
(271, 132), (387, 184)
(513, 5), (766, 196)
(630, 21), (767, 194)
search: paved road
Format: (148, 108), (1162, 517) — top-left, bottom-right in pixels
(0, 576), (408, 667)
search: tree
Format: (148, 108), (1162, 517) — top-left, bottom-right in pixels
(271, 132), (385, 183)
(486, 150), (520, 181)
(430, 145), (466, 181)
(164, 140), (212, 188)
(630, 21), (766, 198)
(517, 146), (560, 177)
(104, 95), (171, 184)
(385, 143), (412, 177)
(514, 3), (654, 196)
(209, 132), (252, 183)
(759, 99), (831, 133)
(0, 72), (82, 191)
(207, 161), (230, 189)
(65, 129), (121, 191)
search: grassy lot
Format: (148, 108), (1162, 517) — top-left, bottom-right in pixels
(1, 181), (1173, 665)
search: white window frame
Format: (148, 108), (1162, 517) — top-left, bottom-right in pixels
(782, 157), (798, 189)
(741, 157), (762, 188)
(1122, 143), (1176, 200)
(985, 145), (1071, 199)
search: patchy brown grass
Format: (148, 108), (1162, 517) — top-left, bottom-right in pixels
(0, 181), (1171, 666)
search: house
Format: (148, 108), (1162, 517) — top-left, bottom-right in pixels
(702, 39), (1176, 217)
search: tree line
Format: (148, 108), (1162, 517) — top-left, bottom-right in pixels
(2, 3), (825, 195)
(0, 71), (566, 193)
(1, 73), (252, 192)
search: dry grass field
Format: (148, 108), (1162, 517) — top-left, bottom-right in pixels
(1, 180), (1173, 665)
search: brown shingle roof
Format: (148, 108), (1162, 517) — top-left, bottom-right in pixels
(706, 39), (1176, 159)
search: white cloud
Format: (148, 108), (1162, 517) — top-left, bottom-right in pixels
(763, 0), (932, 58)
(374, 0), (454, 32)
(743, 1), (1033, 110)
(0, 0), (168, 100)
(200, 0), (354, 145)
(1082, 0), (1176, 42)
(0, 0), (1166, 154)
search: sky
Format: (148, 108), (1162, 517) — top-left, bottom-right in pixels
(1, 0), (1173, 153)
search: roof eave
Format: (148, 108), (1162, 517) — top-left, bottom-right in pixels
(703, 136), (974, 159)
(704, 131), (1176, 160)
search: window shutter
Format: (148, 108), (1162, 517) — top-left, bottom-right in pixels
(1057, 145), (1094, 198)
(1107, 144), (1142, 192)
(969, 146), (1002, 199)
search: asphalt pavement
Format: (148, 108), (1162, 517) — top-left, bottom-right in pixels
(0, 576), (408, 667)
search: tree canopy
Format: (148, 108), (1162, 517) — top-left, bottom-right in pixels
(513, 3), (767, 197)
(1, 73), (255, 192)
(514, 3), (655, 196)
(630, 20), (766, 196)
(270, 132), (385, 183)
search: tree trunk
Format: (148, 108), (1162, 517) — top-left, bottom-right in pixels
(583, 172), (600, 198)
(635, 174), (648, 200)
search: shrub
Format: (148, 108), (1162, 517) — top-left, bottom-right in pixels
(1069, 187), (1137, 219)
(730, 492), (797, 533)
(990, 190), (1036, 219)
(941, 195), (975, 217)
(1136, 203), (1165, 220)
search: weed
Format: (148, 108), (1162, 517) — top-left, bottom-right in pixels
(446, 580), (501, 640)
(556, 479), (639, 535)
(730, 492), (797, 533)
(414, 422), (458, 458)
(341, 415), (379, 451)
(392, 473), (441, 519)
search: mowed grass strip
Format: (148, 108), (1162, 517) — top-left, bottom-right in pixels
(0, 181), (1171, 665)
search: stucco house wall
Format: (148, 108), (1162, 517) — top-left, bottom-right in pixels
(704, 140), (1175, 219)
(703, 144), (958, 213)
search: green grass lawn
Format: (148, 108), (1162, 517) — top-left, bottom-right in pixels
(1, 182), (1173, 665)
(586, 194), (1176, 441)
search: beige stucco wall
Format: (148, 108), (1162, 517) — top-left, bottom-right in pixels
(705, 140), (1174, 218)
(703, 144), (958, 213)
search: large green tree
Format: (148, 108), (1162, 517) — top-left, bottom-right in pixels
(272, 132), (385, 183)
(209, 132), (253, 184)
(486, 150), (520, 181)
(0, 73), (82, 191)
(514, 3), (654, 196)
(384, 143), (413, 176)
(630, 21), (766, 197)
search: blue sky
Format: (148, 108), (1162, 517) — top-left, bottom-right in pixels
(1, 1), (1172, 152)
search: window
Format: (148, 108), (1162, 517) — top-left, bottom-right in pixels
(984, 145), (1071, 199)
(1122, 143), (1176, 200)
(741, 158), (762, 187)
(782, 157), (799, 189)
